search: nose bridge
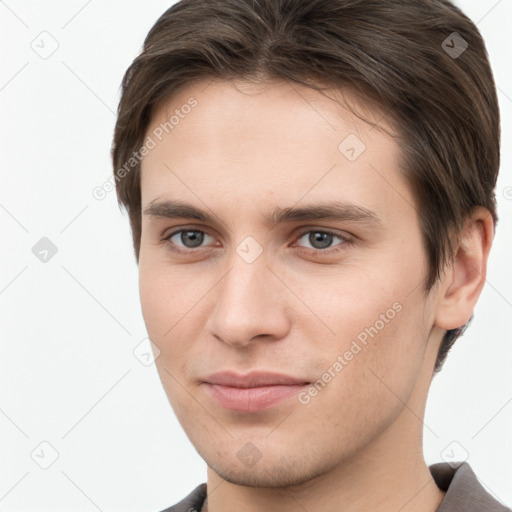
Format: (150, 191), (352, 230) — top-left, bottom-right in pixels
(206, 247), (289, 347)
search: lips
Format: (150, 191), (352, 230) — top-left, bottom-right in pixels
(202, 371), (310, 412)
(204, 371), (309, 388)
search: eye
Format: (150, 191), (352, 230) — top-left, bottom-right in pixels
(162, 227), (350, 255)
(295, 229), (348, 251)
(165, 229), (215, 249)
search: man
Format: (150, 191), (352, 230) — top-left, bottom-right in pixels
(112, 0), (510, 510)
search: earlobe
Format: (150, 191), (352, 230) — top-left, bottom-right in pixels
(434, 207), (494, 331)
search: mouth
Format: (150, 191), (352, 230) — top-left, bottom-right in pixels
(202, 371), (310, 412)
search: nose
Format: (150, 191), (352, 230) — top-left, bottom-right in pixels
(205, 255), (291, 348)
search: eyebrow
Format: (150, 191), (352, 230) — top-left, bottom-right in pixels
(143, 199), (382, 227)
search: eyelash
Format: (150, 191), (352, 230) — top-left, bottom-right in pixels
(161, 227), (352, 256)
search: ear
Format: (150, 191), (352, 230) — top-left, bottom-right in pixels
(434, 207), (494, 331)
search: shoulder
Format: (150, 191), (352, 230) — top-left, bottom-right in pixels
(157, 483), (207, 512)
(430, 462), (511, 512)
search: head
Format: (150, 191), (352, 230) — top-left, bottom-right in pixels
(112, 0), (499, 487)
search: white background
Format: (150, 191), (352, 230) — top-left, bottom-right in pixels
(1, 1), (511, 510)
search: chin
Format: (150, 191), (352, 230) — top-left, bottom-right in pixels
(202, 445), (338, 489)
(210, 463), (316, 488)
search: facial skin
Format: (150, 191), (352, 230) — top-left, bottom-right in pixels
(138, 79), (493, 512)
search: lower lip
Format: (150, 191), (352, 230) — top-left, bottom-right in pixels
(204, 383), (308, 412)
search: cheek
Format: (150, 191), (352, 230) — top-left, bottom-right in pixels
(294, 253), (431, 403)
(139, 264), (168, 340)
(139, 247), (192, 333)
(138, 257), (214, 371)
(298, 298), (429, 455)
(139, 262), (201, 412)
(139, 258), (188, 358)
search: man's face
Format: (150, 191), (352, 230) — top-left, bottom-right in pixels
(139, 80), (442, 486)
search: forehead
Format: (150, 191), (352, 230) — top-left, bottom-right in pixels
(140, 79), (413, 225)
(148, 78), (395, 149)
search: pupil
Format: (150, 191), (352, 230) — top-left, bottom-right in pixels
(181, 230), (204, 248)
(309, 231), (332, 249)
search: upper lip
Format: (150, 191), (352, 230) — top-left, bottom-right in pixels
(203, 371), (310, 388)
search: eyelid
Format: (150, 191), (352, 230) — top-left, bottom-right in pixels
(293, 226), (351, 239)
(162, 224), (215, 239)
(162, 224), (352, 238)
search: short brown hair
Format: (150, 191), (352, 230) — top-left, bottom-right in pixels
(112, 0), (500, 372)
